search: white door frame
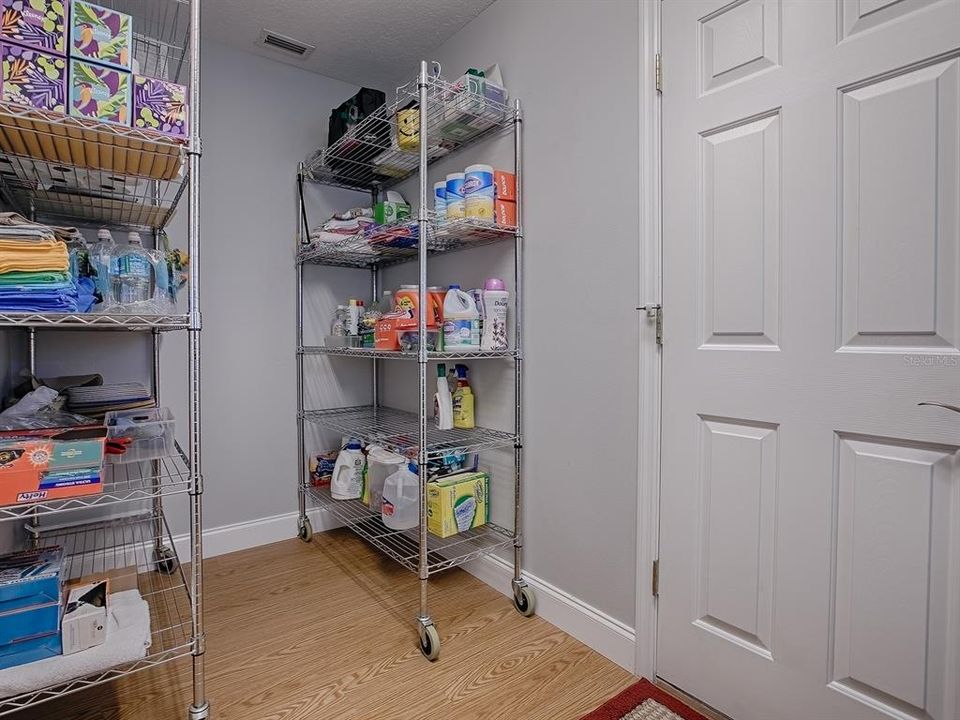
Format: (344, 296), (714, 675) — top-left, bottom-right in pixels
(635, 0), (663, 681)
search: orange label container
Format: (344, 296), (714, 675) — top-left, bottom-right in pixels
(494, 170), (516, 202)
(495, 199), (517, 227)
(395, 286), (442, 329)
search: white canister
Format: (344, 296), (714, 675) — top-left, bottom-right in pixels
(464, 164), (494, 223)
(445, 172), (466, 219)
(433, 181), (447, 220)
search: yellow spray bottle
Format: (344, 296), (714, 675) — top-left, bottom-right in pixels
(452, 364), (475, 429)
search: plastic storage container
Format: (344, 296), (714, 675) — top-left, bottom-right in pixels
(365, 446), (407, 511)
(105, 407), (176, 464)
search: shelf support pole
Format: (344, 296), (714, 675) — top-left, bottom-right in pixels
(416, 60), (432, 627)
(187, 0), (208, 717)
(512, 99), (526, 591)
(296, 163), (308, 529)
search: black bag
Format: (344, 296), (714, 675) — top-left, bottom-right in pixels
(327, 87), (387, 153)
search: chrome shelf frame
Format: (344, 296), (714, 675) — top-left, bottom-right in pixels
(296, 62), (531, 660)
(0, 511), (194, 717)
(0, 0), (207, 716)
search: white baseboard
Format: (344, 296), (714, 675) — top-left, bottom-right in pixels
(464, 554), (637, 672)
(170, 514), (636, 673)
(171, 507), (339, 560)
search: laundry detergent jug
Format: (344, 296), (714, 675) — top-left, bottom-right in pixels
(382, 462), (420, 530)
(331, 440), (365, 500)
(443, 285), (480, 350)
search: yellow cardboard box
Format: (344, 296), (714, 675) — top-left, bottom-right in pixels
(427, 471), (489, 538)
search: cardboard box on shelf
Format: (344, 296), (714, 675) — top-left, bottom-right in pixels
(69, 57), (132, 125)
(494, 170), (515, 202)
(0, 426), (106, 505)
(0, 0), (68, 55)
(61, 580), (107, 655)
(494, 198), (516, 228)
(70, 0), (132, 71)
(427, 471), (490, 539)
(1, 42), (66, 113)
(66, 565), (139, 595)
(133, 75), (188, 138)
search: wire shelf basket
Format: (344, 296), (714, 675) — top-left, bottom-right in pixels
(298, 216), (517, 269)
(95, 0), (191, 85)
(0, 446), (190, 522)
(305, 74), (514, 192)
(303, 405), (518, 460)
(308, 485), (514, 575)
(0, 312), (189, 330)
(0, 511), (193, 716)
(0, 105), (188, 231)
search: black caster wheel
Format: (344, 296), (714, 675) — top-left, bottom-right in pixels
(513, 585), (536, 617)
(154, 547), (179, 575)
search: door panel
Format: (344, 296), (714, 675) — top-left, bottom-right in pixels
(659, 1), (960, 719)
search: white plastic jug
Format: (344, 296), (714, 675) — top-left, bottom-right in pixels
(366, 446), (407, 510)
(443, 285), (480, 349)
(382, 462), (420, 530)
(331, 441), (365, 500)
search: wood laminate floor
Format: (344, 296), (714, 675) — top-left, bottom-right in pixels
(21, 530), (636, 719)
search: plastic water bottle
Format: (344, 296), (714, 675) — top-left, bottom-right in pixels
(90, 228), (116, 301)
(111, 232), (155, 307)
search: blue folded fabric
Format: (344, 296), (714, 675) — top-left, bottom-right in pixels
(0, 283), (80, 313)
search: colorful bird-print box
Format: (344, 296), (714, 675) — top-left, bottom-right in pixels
(69, 57), (130, 125)
(70, 0), (130, 71)
(0, 0), (68, 56)
(134, 75), (187, 138)
(1, 42), (65, 112)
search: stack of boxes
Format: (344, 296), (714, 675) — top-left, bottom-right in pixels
(0, 547), (64, 670)
(0, 0), (187, 137)
(494, 170), (516, 227)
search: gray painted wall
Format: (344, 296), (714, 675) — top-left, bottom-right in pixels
(380, 0), (641, 625)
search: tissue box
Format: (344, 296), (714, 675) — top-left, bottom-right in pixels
(0, 0), (68, 55)
(1, 42), (66, 112)
(427, 471), (489, 538)
(61, 580), (107, 655)
(0, 426), (106, 505)
(70, 0), (131, 70)
(133, 75), (187, 137)
(69, 57), (131, 124)
(494, 198), (516, 227)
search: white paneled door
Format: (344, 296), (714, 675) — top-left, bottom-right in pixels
(659, 1), (960, 719)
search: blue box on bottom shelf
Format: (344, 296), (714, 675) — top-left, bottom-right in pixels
(0, 547), (63, 613)
(0, 546), (64, 669)
(0, 632), (62, 670)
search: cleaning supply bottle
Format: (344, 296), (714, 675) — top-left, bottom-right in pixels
(452, 364), (475, 429)
(443, 285), (480, 349)
(331, 440), (365, 500)
(434, 363), (454, 430)
(111, 231), (155, 307)
(381, 461), (420, 530)
(480, 278), (509, 351)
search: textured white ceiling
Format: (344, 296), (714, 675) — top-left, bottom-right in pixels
(202, 0), (496, 87)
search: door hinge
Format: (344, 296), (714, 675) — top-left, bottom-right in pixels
(652, 559), (660, 596)
(655, 53), (662, 93)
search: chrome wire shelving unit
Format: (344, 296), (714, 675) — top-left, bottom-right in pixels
(0, 0), (207, 717)
(296, 61), (534, 661)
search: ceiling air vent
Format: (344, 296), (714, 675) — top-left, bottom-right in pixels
(258, 30), (315, 58)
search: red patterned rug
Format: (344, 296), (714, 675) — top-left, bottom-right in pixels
(581, 679), (710, 720)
